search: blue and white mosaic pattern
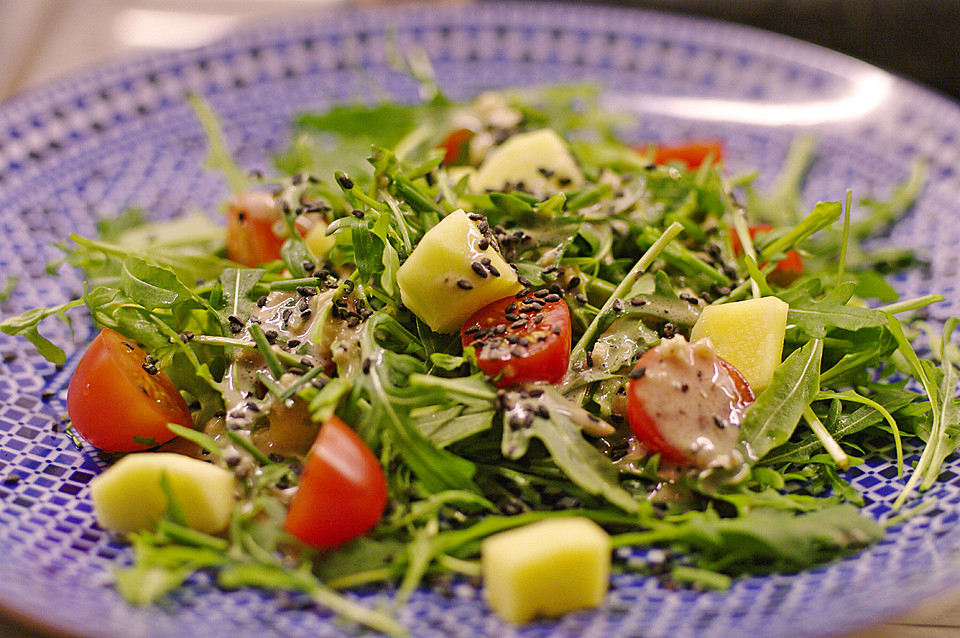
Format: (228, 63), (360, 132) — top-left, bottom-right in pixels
(2, 3), (960, 637)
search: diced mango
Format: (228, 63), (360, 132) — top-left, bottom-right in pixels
(303, 218), (336, 257)
(481, 517), (611, 624)
(471, 129), (583, 196)
(90, 453), (236, 534)
(690, 296), (789, 393)
(397, 209), (522, 333)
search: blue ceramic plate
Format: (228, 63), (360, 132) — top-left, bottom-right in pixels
(2, 3), (960, 637)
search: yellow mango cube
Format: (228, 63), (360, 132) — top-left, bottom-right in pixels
(397, 209), (521, 333)
(471, 129), (583, 196)
(90, 453), (236, 534)
(481, 517), (611, 624)
(690, 296), (789, 393)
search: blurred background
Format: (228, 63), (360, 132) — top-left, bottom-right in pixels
(1, 0), (959, 103)
(1, 1), (959, 637)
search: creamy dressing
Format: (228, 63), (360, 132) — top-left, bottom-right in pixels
(214, 286), (365, 460)
(629, 335), (749, 471)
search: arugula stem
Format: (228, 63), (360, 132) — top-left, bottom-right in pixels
(156, 519), (230, 552)
(837, 189), (852, 280)
(569, 222), (684, 366)
(309, 584), (409, 638)
(876, 294), (946, 316)
(436, 554), (481, 577)
(803, 406), (849, 470)
(269, 277), (326, 291)
(225, 430), (273, 467)
(249, 323), (285, 380)
(193, 334), (304, 366)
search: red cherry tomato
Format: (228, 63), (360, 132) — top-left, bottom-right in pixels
(226, 191), (287, 267)
(651, 141), (724, 169)
(284, 416), (388, 550)
(66, 328), (192, 452)
(438, 128), (474, 166)
(461, 292), (572, 387)
(626, 336), (754, 468)
(225, 191), (325, 267)
(730, 223), (804, 286)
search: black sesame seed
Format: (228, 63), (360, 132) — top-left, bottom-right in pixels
(464, 325), (480, 334)
(511, 319), (526, 329)
(486, 264), (500, 277)
(471, 262), (488, 277)
(478, 238), (490, 250)
(552, 324), (562, 335)
(287, 339), (302, 348)
(544, 293), (561, 303)
(612, 299), (624, 313)
(257, 296), (268, 307)
(337, 174), (355, 190)
(628, 367), (646, 379)
(566, 276), (581, 291)
(516, 288), (530, 299)
(457, 279), (474, 290)
(179, 331), (194, 343)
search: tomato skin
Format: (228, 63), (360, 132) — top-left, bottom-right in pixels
(651, 141), (724, 169)
(730, 223), (804, 286)
(225, 191), (288, 267)
(66, 329), (191, 453)
(626, 337), (754, 468)
(438, 128), (474, 166)
(284, 416), (388, 550)
(461, 293), (572, 387)
(225, 192), (327, 267)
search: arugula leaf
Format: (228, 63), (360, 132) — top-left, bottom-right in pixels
(739, 338), (823, 463)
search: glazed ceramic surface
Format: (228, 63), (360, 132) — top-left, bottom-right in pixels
(2, 3), (960, 637)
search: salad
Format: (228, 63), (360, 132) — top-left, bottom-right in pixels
(2, 72), (955, 635)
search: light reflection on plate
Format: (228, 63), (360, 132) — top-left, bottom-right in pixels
(1, 4), (960, 638)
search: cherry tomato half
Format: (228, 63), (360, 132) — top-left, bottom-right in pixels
(626, 336), (754, 469)
(226, 191), (326, 267)
(651, 141), (724, 169)
(438, 128), (474, 166)
(66, 328), (192, 452)
(226, 191), (288, 267)
(461, 292), (572, 387)
(284, 416), (388, 550)
(730, 223), (804, 286)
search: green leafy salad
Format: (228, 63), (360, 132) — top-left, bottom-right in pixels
(4, 72), (957, 635)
